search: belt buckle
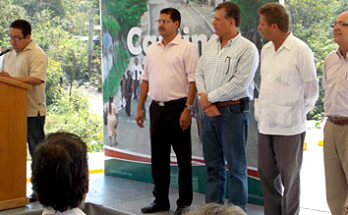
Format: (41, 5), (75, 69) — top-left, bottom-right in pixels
(158, 101), (165, 106)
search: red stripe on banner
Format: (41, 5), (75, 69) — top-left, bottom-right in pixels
(248, 169), (259, 178)
(105, 148), (259, 179)
(105, 148), (151, 163)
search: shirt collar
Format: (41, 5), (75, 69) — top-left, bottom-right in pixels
(156, 34), (181, 47)
(214, 32), (241, 47)
(20, 40), (35, 53)
(281, 33), (293, 50)
(42, 207), (85, 215)
(264, 32), (294, 51)
(336, 48), (348, 59)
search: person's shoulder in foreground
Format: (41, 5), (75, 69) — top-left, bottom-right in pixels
(187, 203), (247, 215)
(31, 132), (89, 215)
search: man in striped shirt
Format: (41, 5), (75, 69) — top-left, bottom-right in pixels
(195, 2), (259, 211)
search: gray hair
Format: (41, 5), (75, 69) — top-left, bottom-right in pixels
(188, 203), (247, 215)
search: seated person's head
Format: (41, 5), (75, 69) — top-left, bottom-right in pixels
(31, 132), (89, 212)
(190, 203), (247, 215)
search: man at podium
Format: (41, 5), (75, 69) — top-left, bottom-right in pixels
(0, 19), (47, 201)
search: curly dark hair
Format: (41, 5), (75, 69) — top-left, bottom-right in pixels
(31, 132), (88, 212)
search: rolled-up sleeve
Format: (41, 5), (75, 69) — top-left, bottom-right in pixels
(184, 44), (198, 83)
(195, 53), (206, 93)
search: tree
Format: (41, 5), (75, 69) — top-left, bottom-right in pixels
(0, 0), (27, 47)
(0, 0), (103, 151)
(287, 0), (341, 119)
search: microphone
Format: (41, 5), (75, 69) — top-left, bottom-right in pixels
(0, 47), (13, 56)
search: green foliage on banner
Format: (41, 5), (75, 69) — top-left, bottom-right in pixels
(101, 0), (148, 102)
(102, 0), (147, 39)
(235, 0), (271, 48)
(102, 16), (121, 38)
(103, 41), (130, 102)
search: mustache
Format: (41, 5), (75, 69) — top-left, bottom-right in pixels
(159, 27), (166, 31)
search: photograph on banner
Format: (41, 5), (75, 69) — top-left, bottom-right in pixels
(101, 0), (272, 204)
(102, 0), (218, 159)
(101, 0), (274, 161)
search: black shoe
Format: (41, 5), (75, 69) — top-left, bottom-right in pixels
(141, 202), (170, 213)
(29, 194), (37, 202)
(174, 206), (189, 215)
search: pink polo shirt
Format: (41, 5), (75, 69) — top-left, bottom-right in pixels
(142, 34), (198, 101)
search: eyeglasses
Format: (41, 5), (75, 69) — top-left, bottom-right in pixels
(9, 36), (24, 41)
(156, 19), (172, 24)
(331, 22), (348, 29)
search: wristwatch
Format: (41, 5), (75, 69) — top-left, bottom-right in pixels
(185, 104), (193, 111)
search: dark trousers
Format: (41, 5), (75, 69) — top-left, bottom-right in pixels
(149, 100), (193, 208)
(125, 95), (132, 116)
(133, 80), (139, 99)
(27, 115), (46, 158)
(258, 132), (305, 215)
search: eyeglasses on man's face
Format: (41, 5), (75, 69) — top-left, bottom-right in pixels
(331, 22), (348, 29)
(156, 19), (172, 24)
(9, 35), (24, 41)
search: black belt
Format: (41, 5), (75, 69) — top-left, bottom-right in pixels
(152, 98), (186, 107)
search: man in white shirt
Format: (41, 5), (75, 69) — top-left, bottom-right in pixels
(255, 3), (319, 215)
(323, 11), (348, 215)
(131, 57), (142, 100)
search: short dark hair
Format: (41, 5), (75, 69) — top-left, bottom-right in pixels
(160, 8), (181, 28)
(31, 132), (88, 212)
(216, 2), (241, 27)
(258, 3), (290, 32)
(10, 19), (32, 37)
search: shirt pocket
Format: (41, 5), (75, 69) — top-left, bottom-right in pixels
(264, 104), (300, 128)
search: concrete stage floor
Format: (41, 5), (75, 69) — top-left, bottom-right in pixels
(0, 172), (330, 215)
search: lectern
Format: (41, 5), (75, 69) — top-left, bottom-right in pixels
(0, 76), (31, 210)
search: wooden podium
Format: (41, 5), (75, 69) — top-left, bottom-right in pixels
(0, 76), (31, 210)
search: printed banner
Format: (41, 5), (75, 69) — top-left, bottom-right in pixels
(102, 0), (266, 205)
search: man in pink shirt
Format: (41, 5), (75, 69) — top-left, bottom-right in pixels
(135, 8), (198, 215)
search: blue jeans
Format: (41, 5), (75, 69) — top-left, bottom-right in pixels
(202, 103), (249, 210)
